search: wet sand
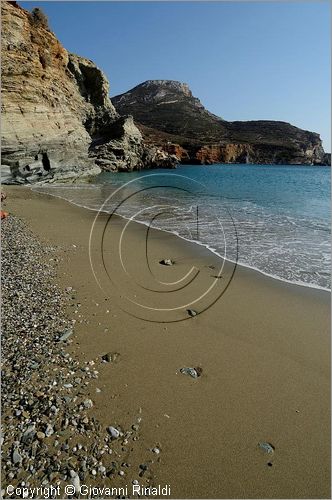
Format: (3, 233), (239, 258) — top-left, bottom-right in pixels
(3, 186), (330, 499)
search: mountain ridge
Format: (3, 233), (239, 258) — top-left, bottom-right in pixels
(112, 80), (330, 165)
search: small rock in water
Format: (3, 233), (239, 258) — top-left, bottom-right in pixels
(107, 426), (120, 439)
(187, 309), (197, 317)
(180, 366), (202, 378)
(159, 258), (174, 266)
(258, 442), (275, 454)
(152, 447), (160, 454)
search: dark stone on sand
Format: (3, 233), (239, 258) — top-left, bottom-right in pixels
(179, 366), (203, 378)
(159, 258), (174, 266)
(258, 442), (275, 454)
(101, 352), (120, 363)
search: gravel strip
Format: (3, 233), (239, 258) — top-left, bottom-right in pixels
(1, 215), (155, 498)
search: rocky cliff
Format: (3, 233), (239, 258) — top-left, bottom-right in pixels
(112, 80), (330, 166)
(1, 2), (329, 184)
(1, 2), (177, 184)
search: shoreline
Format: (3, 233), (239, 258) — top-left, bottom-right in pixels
(31, 184), (331, 294)
(2, 185), (330, 499)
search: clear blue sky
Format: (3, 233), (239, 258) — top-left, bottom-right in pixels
(22, 1), (331, 151)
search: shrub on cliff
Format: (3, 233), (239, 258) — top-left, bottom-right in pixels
(30, 8), (49, 29)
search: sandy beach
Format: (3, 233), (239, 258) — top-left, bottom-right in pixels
(2, 185), (330, 499)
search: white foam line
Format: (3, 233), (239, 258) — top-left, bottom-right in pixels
(31, 186), (331, 293)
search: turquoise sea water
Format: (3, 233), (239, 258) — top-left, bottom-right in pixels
(34, 164), (331, 290)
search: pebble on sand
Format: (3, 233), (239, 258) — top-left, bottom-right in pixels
(12, 449), (22, 465)
(107, 426), (121, 439)
(179, 366), (203, 378)
(159, 258), (174, 266)
(83, 399), (93, 409)
(69, 470), (80, 492)
(58, 328), (73, 342)
(258, 442), (275, 454)
(101, 352), (120, 363)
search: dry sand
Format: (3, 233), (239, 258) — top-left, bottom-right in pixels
(3, 186), (330, 499)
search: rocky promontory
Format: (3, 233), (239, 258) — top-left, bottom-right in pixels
(1, 2), (177, 184)
(112, 80), (330, 166)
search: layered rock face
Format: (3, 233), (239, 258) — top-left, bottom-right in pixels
(1, 2), (99, 183)
(1, 2), (176, 184)
(112, 80), (330, 166)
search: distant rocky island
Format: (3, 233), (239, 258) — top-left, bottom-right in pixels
(1, 2), (330, 185)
